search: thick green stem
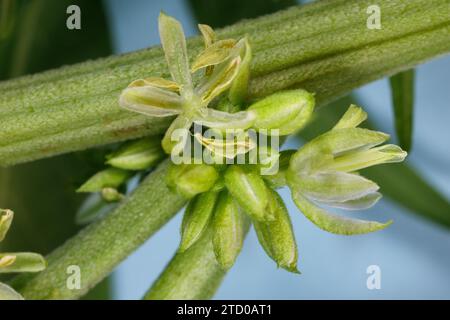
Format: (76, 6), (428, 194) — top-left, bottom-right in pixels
(144, 229), (225, 300)
(1, 0), (449, 166)
(10, 160), (186, 299)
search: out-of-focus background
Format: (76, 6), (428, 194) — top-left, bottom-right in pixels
(1, 0), (449, 299)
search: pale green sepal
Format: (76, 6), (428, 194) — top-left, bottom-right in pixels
(253, 189), (299, 273)
(262, 150), (295, 189)
(0, 209), (13, 242)
(196, 57), (241, 106)
(291, 190), (392, 235)
(179, 191), (219, 252)
(326, 144), (407, 173)
(333, 104), (367, 130)
(323, 192), (382, 211)
(198, 24), (215, 47)
(0, 282), (24, 300)
(224, 165), (272, 221)
(212, 192), (246, 270)
(77, 168), (132, 193)
(158, 12), (193, 95)
(0, 252), (46, 273)
(228, 38), (252, 105)
(192, 108), (256, 130)
(292, 171), (379, 203)
(119, 84), (182, 117)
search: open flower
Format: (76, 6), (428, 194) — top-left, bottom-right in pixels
(119, 13), (254, 154)
(287, 105), (407, 235)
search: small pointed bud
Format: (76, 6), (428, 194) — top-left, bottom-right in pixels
(77, 168), (132, 193)
(0, 252), (46, 273)
(224, 165), (272, 221)
(75, 193), (118, 225)
(0, 282), (24, 300)
(212, 192), (247, 270)
(101, 188), (125, 202)
(254, 189), (299, 273)
(248, 89), (315, 135)
(179, 191), (219, 252)
(166, 163), (219, 199)
(106, 138), (164, 171)
(0, 209), (14, 242)
(333, 104), (367, 130)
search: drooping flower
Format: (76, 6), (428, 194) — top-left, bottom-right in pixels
(287, 105), (407, 235)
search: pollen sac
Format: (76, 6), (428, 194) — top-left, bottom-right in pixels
(248, 89), (315, 136)
(106, 138), (165, 171)
(166, 163), (219, 199)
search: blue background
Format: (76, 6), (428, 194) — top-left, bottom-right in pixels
(104, 0), (450, 299)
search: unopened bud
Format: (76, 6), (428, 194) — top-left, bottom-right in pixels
(248, 89), (315, 135)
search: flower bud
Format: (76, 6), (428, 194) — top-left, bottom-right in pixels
(166, 163), (219, 199)
(106, 138), (164, 171)
(0, 209), (13, 242)
(224, 165), (272, 221)
(212, 191), (247, 270)
(248, 89), (315, 135)
(77, 168), (132, 193)
(101, 187), (125, 202)
(179, 191), (219, 252)
(0, 252), (46, 273)
(253, 189), (299, 273)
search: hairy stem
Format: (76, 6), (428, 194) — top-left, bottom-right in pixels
(0, 0), (449, 166)
(10, 160), (186, 299)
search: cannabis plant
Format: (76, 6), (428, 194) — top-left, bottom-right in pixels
(0, 0), (449, 300)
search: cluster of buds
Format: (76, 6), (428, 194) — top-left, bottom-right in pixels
(0, 209), (46, 300)
(78, 13), (407, 273)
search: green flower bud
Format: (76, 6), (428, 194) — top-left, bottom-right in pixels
(77, 168), (132, 193)
(224, 165), (272, 221)
(212, 191), (247, 270)
(0, 252), (46, 273)
(0, 282), (24, 300)
(179, 191), (219, 252)
(166, 163), (219, 199)
(0, 209), (13, 242)
(248, 89), (315, 135)
(254, 189), (299, 273)
(101, 187), (125, 202)
(106, 138), (164, 171)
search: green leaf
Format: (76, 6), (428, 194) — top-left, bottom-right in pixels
(180, 191), (219, 252)
(0, 252), (46, 273)
(0, 282), (24, 300)
(291, 189), (392, 235)
(212, 191), (246, 270)
(224, 165), (271, 221)
(253, 189), (299, 273)
(158, 12), (193, 95)
(77, 168), (132, 193)
(0, 209), (13, 242)
(390, 69), (415, 151)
